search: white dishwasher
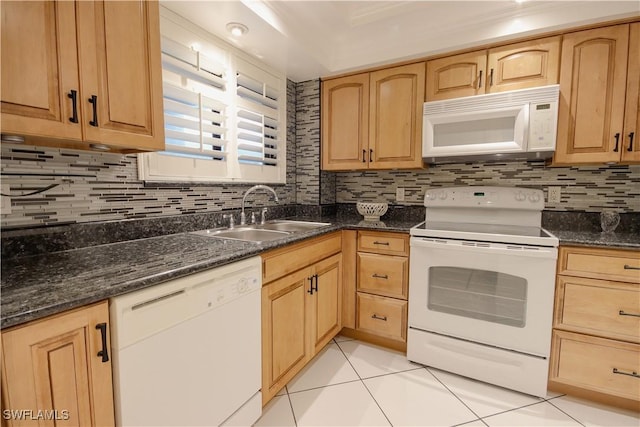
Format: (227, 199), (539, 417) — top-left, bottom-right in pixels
(110, 257), (262, 427)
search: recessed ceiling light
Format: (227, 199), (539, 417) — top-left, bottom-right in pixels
(226, 22), (248, 37)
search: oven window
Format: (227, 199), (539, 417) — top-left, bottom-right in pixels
(428, 267), (527, 327)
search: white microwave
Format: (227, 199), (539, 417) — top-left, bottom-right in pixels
(422, 85), (559, 164)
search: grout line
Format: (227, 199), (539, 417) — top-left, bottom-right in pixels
(335, 339), (393, 426)
(546, 399), (587, 427)
(284, 385), (299, 427)
(286, 378), (363, 395)
(424, 366), (485, 422)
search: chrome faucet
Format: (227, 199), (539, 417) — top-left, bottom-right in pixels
(241, 185), (279, 225)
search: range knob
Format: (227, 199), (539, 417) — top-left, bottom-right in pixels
(438, 191), (448, 200)
(528, 193), (541, 203)
(515, 191), (526, 202)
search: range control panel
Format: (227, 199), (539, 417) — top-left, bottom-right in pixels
(424, 186), (545, 210)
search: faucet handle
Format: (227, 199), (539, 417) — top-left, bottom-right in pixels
(250, 211), (257, 224)
(261, 207), (268, 225)
(223, 214), (235, 228)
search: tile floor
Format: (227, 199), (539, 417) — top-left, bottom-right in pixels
(255, 335), (639, 427)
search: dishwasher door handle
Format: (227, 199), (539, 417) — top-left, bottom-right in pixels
(96, 323), (110, 363)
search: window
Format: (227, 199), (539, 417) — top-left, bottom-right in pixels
(138, 9), (287, 183)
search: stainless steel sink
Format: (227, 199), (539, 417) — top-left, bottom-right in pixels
(257, 220), (330, 232)
(191, 220), (330, 243)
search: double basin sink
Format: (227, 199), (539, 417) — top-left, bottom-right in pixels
(192, 220), (331, 243)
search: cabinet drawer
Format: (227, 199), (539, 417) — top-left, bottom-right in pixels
(356, 293), (407, 342)
(550, 330), (640, 402)
(357, 253), (408, 299)
(558, 246), (640, 284)
(555, 276), (640, 343)
(262, 232), (342, 283)
(358, 231), (408, 256)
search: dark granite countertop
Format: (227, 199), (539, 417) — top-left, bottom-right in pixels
(1, 216), (418, 329)
(2, 211), (638, 330)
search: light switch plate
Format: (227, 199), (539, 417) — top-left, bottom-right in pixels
(396, 187), (405, 202)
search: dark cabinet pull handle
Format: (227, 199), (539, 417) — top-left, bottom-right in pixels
(612, 368), (639, 378)
(372, 273), (389, 279)
(628, 132), (635, 152)
(362, 149), (366, 163)
(88, 95), (98, 127)
(95, 323), (109, 363)
(624, 264), (640, 270)
(489, 68), (494, 86)
(68, 90), (78, 123)
(307, 274), (318, 295)
(478, 70), (483, 89)
(619, 310), (640, 318)
(369, 149), (373, 163)
(613, 132), (620, 152)
(371, 314), (387, 321)
(373, 241), (389, 246)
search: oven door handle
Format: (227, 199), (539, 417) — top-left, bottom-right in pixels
(410, 237), (557, 258)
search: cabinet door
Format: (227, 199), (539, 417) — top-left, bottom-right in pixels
(622, 23), (640, 163)
(426, 50), (486, 101)
(1, 302), (115, 427)
(261, 268), (311, 404)
(369, 63), (425, 169)
(321, 74), (370, 170)
(554, 25), (629, 165)
(487, 36), (560, 93)
(311, 254), (342, 353)
(0, 1), (82, 141)
(77, 0), (164, 151)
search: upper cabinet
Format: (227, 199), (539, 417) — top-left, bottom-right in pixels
(554, 24), (639, 165)
(0, 0), (164, 153)
(322, 62), (425, 171)
(426, 37), (561, 101)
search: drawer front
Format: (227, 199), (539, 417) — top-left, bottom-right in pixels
(550, 330), (640, 402)
(556, 276), (640, 343)
(357, 253), (408, 299)
(262, 232), (342, 283)
(559, 246), (640, 284)
(356, 293), (407, 342)
(358, 231), (408, 256)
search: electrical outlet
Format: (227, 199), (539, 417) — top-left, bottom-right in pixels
(396, 187), (405, 202)
(1, 184), (11, 215)
(548, 186), (561, 204)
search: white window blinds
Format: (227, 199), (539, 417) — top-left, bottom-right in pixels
(139, 11), (286, 184)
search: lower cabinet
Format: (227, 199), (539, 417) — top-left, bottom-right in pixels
(261, 233), (342, 405)
(549, 245), (640, 411)
(1, 301), (115, 427)
(341, 230), (410, 351)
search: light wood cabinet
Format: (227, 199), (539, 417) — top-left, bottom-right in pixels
(1, 0), (164, 153)
(550, 245), (640, 411)
(554, 24), (640, 165)
(322, 62), (425, 171)
(1, 301), (115, 427)
(340, 231), (410, 349)
(261, 233), (342, 405)
(426, 36), (560, 101)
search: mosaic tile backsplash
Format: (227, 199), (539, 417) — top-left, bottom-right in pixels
(336, 162), (640, 212)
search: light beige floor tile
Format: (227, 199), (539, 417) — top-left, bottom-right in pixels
(338, 340), (420, 378)
(254, 395), (296, 427)
(289, 381), (390, 426)
(549, 395), (640, 427)
(364, 368), (478, 426)
(287, 343), (359, 393)
(483, 401), (582, 426)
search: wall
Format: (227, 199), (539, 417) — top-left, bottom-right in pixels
(336, 163), (640, 212)
(0, 80), (299, 229)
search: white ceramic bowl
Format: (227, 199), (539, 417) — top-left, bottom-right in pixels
(356, 202), (388, 221)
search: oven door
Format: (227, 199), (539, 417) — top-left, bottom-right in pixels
(408, 236), (557, 357)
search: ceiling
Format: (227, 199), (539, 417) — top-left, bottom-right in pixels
(161, 1), (640, 82)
